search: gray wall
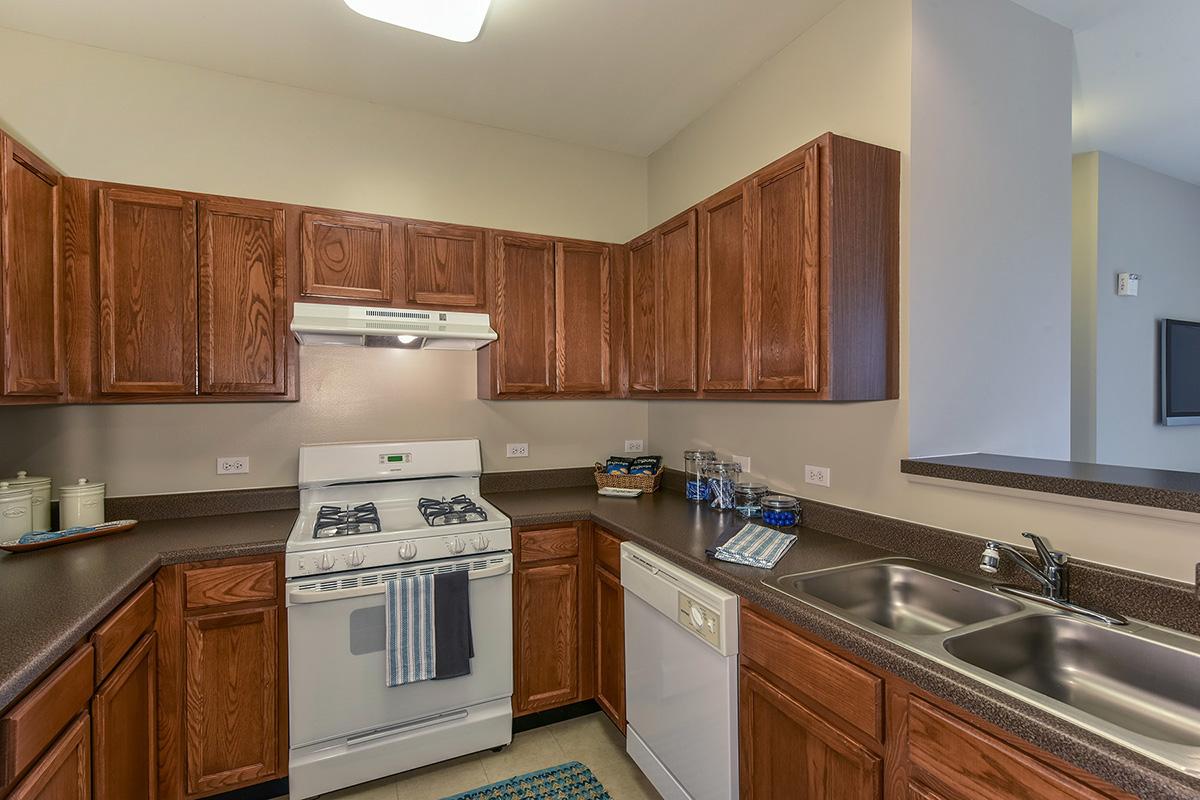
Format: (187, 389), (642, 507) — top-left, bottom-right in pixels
(1087, 152), (1200, 471)
(909, 0), (1073, 458)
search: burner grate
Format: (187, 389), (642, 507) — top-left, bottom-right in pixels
(417, 494), (488, 527)
(314, 502), (383, 538)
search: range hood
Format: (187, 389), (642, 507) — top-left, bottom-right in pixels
(291, 303), (497, 350)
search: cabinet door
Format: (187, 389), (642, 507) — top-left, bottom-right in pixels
(198, 200), (287, 395)
(92, 633), (156, 800)
(594, 567), (625, 732)
(626, 235), (657, 393)
(98, 188), (197, 395)
(515, 562), (580, 713)
(750, 143), (820, 391)
(8, 713), (90, 800)
(183, 607), (278, 795)
(1, 135), (62, 398)
(699, 182), (752, 391)
(300, 211), (391, 302)
(555, 241), (611, 393)
(405, 223), (485, 309)
(492, 233), (555, 394)
(656, 210), (698, 391)
(739, 667), (881, 800)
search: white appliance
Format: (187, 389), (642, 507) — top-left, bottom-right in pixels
(290, 302), (498, 350)
(621, 542), (739, 800)
(286, 439), (513, 800)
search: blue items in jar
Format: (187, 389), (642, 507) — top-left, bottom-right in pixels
(761, 495), (801, 528)
(705, 461), (742, 510)
(734, 482), (769, 518)
(684, 449), (717, 501)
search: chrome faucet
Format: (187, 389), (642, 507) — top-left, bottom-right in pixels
(978, 532), (1127, 625)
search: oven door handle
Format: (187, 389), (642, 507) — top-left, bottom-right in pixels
(288, 560), (512, 604)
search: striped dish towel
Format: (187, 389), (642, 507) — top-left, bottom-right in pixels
(713, 523), (797, 569)
(385, 574), (436, 687)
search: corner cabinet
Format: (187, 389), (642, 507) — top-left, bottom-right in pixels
(0, 130), (63, 403)
(592, 528), (625, 732)
(628, 209), (698, 395)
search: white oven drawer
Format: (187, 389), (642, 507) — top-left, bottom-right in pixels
(287, 553), (513, 748)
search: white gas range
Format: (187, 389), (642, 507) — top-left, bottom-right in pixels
(285, 439), (513, 800)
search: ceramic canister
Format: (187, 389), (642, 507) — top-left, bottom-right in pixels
(7, 470), (51, 531)
(59, 478), (106, 529)
(0, 481), (35, 539)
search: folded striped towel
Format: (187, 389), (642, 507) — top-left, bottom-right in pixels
(712, 523), (797, 569)
(385, 574), (436, 686)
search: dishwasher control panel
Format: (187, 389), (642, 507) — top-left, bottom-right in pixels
(678, 593), (722, 649)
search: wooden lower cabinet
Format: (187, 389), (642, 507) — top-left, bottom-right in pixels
(91, 634), (156, 800)
(594, 559), (625, 732)
(740, 666), (881, 799)
(7, 714), (90, 800)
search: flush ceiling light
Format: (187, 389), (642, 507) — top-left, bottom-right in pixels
(344, 0), (492, 42)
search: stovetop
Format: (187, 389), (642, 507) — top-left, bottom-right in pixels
(314, 502), (383, 538)
(418, 495), (489, 527)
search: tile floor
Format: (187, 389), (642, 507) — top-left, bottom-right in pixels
(296, 713), (662, 800)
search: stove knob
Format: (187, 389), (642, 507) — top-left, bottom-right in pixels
(447, 536), (466, 555)
(398, 542), (418, 561)
(316, 553), (336, 572)
(348, 549), (366, 567)
(472, 534), (490, 552)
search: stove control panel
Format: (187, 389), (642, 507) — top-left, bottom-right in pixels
(286, 528), (512, 578)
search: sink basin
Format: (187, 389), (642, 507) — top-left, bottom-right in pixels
(772, 560), (1023, 635)
(945, 614), (1200, 747)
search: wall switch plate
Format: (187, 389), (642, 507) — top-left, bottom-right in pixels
(1117, 272), (1140, 296)
(804, 465), (831, 487)
(217, 457), (250, 475)
(625, 439), (645, 453)
(732, 454), (751, 473)
(506, 443), (529, 458)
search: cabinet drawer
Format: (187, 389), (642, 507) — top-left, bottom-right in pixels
(91, 581), (154, 683)
(908, 698), (1108, 800)
(740, 607), (882, 741)
(184, 560), (277, 609)
(594, 528), (622, 576)
(0, 645), (94, 785)
(518, 527), (579, 564)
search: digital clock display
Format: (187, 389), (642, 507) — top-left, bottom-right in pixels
(379, 453), (412, 464)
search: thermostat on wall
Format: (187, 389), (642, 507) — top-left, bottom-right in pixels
(1118, 273), (1140, 296)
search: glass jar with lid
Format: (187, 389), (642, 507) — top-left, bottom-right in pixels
(762, 495), (801, 528)
(733, 482), (769, 518)
(683, 450), (717, 502)
(705, 461), (742, 510)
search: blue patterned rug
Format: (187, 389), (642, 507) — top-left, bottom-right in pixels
(441, 761), (611, 799)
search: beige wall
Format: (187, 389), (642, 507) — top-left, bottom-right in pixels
(645, 0), (1198, 583)
(0, 26), (649, 494)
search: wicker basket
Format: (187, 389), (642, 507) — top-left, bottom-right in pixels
(594, 463), (663, 493)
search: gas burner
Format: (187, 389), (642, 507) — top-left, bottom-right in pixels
(418, 494), (488, 527)
(314, 502), (382, 538)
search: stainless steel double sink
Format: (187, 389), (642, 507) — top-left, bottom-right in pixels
(764, 558), (1200, 777)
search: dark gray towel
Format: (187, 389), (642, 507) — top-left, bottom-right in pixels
(433, 569), (474, 680)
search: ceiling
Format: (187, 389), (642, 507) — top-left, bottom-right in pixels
(0, 0), (843, 157)
(1014, 0), (1200, 185)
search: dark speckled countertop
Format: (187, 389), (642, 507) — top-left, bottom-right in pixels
(485, 486), (1200, 800)
(0, 510), (293, 711)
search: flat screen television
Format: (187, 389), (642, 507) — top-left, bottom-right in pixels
(1161, 318), (1200, 426)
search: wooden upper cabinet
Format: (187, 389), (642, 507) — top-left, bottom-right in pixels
(405, 222), (485, 309)
(490, 233), (555, 394)
(198, 200), (287, 395)
(626, 235), (657, 393)
(98, 188), (197, 395)
(750, 142), (821, 392)
(656, 210), (698, 392)
(300, 211), (391, 303)
(0, 134), (62, 400)
(555, 241), (611, 393)
(699, 182), (752, 391)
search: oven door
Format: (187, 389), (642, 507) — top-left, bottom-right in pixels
(287, 552), (513, 749)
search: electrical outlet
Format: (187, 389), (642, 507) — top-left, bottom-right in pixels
(804, 465), (830, 487)
(732, 454), (751, 473)
(506, 443), (529, 458)
(625, 439), (645, 453)
(217, 457), (250, 475)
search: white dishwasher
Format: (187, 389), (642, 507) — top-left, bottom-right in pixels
(621, 542), (739, 800)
